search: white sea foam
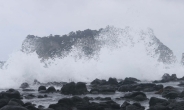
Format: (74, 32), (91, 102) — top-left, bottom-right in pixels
(0, 27), (183, 89)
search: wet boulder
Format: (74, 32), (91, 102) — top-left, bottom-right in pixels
(148, 104), (170, 110)
(38, 86), (46, 91)
(22, 89), (35, 91)
(49, 104), (70, 110)
(20, 83), (29, 89)
(0, 99), (9, 108)
(149, 97), (168, 107)
(25, 105), (38, 110)
(91, 79), (107, 85)
(162, 86), (180, 99)
(121, 101), (130, 109)
(90, 85), (116, 94)
(118, 83), (162, 92)
(0, 105), (28, 110)
(61, 82), (88, 95)
(121, 101), (145, 110)
(24, 94), (36, 99)
(178, 81), (184, 86)
(118, 84), (135, 92)
(0, 89), (21, 99)
(120, 77), (140, 85)
(108, 77), (118, 85)
(179, 91), (184, 98)
(61, 82), (75, 95)
(8, 99), (24, 106)
(37, 95), (44, 98)
(46, 86), (56, 93)
(75, 82), (88, 94)
(154, 73), (178, 83)
(123, 92), (147, 101)
(167, 101), (184, 110)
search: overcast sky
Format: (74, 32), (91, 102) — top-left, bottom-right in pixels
(0, 0), (184, 61)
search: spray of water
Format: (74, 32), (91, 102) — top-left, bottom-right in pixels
(0, 27), (183, 89)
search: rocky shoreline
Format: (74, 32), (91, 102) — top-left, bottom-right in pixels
(1, 73), (184, 110)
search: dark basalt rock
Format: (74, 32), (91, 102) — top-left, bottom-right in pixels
(91, 78), (107, 85)
(23, 102), (32, 107)
(38, 86), (46, 91)
(61, 82), (75, 95)
(0, 105), (28, 110)
(46, 86), (56, 93)
(90, 85), (116, 94)
(8, 99), (24, 106)
(153, 73), (178, 83)
(61, 82), (88, 95)
(121, 101), (130, 109)
(75, 82), (88, 94)
(179, 91), (184, 98)
(49, 96), (121, 110)
(24, 94), (36, 99)
(123, 92), (147, 101)
(20, 83), (29, 89)
(149, 97), (168, 107)
(37, 95), (44, 98)
(121, 101), (145, 110)
(0, 89), (21, 99)
(178, 81), (184, 86)
(22, 89), (35, 91)
(118, 83), (163, 92)
(108, 77), (118, 85)
(95, 97), (111, 101)
(167, 101), (184, 110)
(162, 86), (180, 99)
(49, 104), (70, 110)
(148, 104), (170, 110)
(0, 99), (9, 108)
(119, 77), (140, 85)
(25, 105), (38, 110)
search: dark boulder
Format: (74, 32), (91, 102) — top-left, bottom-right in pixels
(25, 105), (38, 110)
(154, 73), (178, 83)
(149, 97), (168, 107)
(121, 77), (140, 85)
(75, 82), (88, 94)
(121, 101), (130, 109)
(121, 102), (145, 110)
(118, 84), (134, 92)
(38, 86), (46, 91)
(61, 82), (75, 95)
(8, 99), (24, 106)
(0, 89), (21, 99)
(61, 82), (88, 95)
(49, 104), (70, 110)
(24, 94), (36, 99)
(22, 89), (35, 91)
(37, 95), (44, 98)
(118, 83), (161, 92)
(0, 105), (28, 110)
(90, 85), (116, 94)
(47, 86), (56, 93)
(91, 79), (107, 85)
(179, 91), (184, 98)
(0, 99), (9, 108)
(108, 78), (118, 85)
(148, 104), (170, 110)
(162, 86), (180, 99)
(123, 92), (147, 101)
(167, 101), (184, 110)
(178, 81), (184, 86)
(20, 83), (29, 89)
